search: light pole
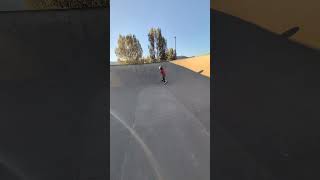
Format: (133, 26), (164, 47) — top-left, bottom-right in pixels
(174, 36), (177, 58)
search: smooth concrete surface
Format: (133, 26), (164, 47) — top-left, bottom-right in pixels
(110, 63), (210, 180)
(0, 8), (108, 180)
(213, 10), (320, 180)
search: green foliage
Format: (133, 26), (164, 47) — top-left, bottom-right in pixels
(115, 34), (143, 64)
(148, 28), (156, 62)
(148, 27), (168, 62)
(139, 56), (150, 64)
(167, 48), (176, 61)
(25, 0), (107, 9)
(156, 29), (167, 61)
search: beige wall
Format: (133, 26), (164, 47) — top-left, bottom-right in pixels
(212, 0), (320, 49)
(171, 55), (210, 77)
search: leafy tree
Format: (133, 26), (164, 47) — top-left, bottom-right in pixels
(148, 28), (156, 62)
(156, 29), (167, 61)
(25, 0), (107, 9)
(141, 56), (152, 64)
(148, 27), (167, 62)
(167, 48), (176, 61)
(115, 34), (143, 64)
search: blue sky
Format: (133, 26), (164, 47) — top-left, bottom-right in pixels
(110, 0), (210, 62)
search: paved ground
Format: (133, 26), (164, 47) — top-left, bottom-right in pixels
(110, 63), (210, 180)
(213, 10), (320, 180)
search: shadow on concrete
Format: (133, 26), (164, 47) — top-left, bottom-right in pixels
(212, 10), (320, 180)
(198, 70), (204, 74)
(0, 8), (108, 180)
(0, 163), (21, 180)
(281, 27), (300, 38)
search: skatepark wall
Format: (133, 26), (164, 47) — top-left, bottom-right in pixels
(213, 10), (320, 179)
(0, 8), (108, 179)
(212, 0), (320, 49)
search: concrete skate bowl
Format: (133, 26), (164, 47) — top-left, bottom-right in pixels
(110, 62), (210, 180)
(213, 9), (320, 180)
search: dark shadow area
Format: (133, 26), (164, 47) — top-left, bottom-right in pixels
(198, 70), (204, 74)
(212, 9), (320, 180)
(0, 163), (21, 180)
(0, 0), (25, 11)
(0, 8), (108, 180)
(0, 0), (109, 11)
(281, 26), (300, 38)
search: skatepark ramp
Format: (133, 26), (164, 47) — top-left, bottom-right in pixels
(110, 62), (210, 180)
(213, 0), (320, 49)
(213, 9), (320, 180)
